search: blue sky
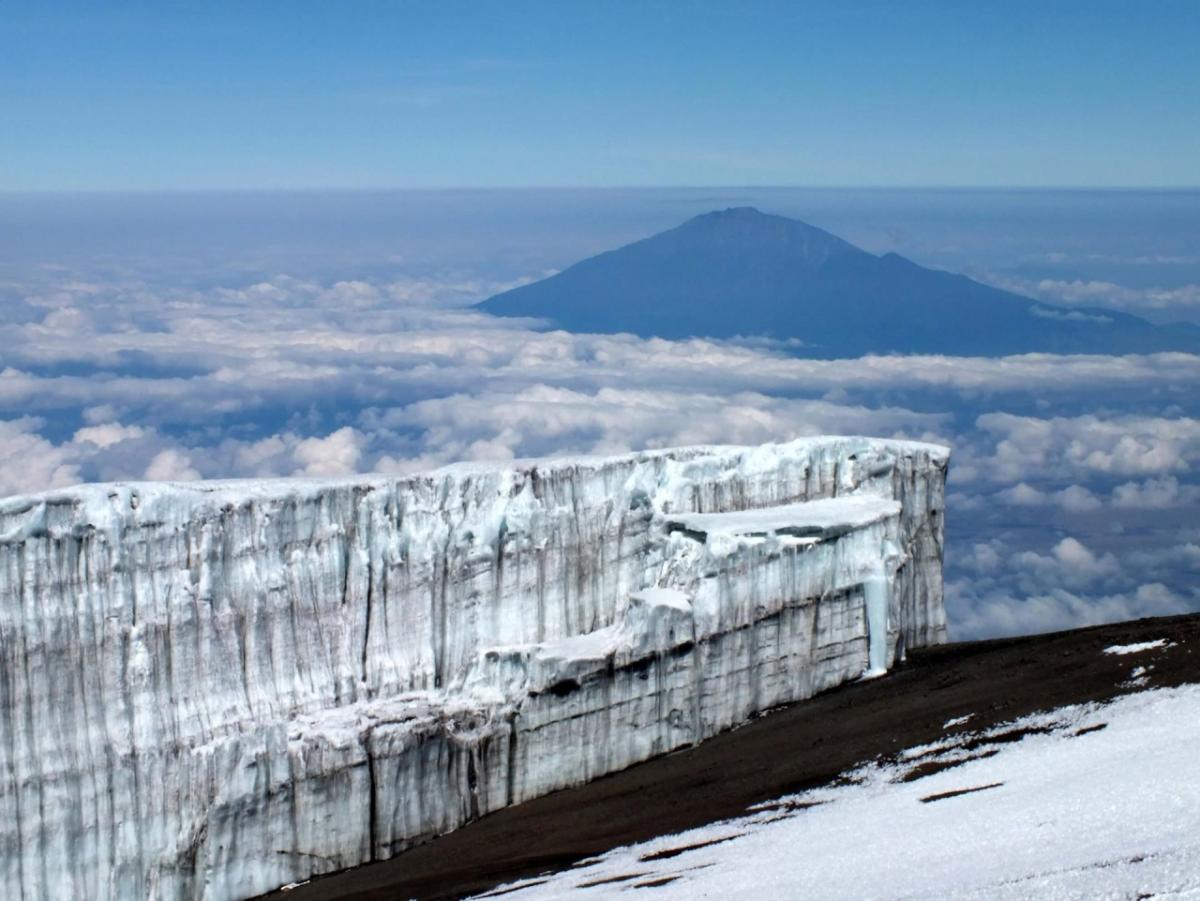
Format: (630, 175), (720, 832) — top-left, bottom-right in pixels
(3, 1), (1198, 190)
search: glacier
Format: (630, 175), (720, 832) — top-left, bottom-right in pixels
(0, 436), (948, 900)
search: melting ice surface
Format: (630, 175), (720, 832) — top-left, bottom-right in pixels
(476, 684), (1200, 900)
(0, 436), (947, 899)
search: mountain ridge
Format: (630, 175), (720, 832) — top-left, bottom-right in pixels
(480, 207), (1200, 357)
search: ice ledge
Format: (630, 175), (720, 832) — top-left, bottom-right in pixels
(470, 588), (697, 698)
(666, 495), (902, 542)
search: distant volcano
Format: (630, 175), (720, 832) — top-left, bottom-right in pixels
(480, 207), (1200, 356)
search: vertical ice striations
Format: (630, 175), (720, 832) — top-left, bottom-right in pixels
(0, 437), (948, 899)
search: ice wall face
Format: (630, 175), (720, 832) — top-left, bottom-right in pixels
(0, 437), (948, 900)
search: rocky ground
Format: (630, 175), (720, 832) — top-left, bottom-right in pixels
(271, 613), (1200, 900)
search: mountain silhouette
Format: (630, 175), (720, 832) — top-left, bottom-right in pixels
(480, 207), (1200, 356)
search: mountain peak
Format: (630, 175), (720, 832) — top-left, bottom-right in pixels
(682, 205), (820, 231)
(670, 206), (861, 262)
(701, 205), (766, 218)
(479, 208), (1196, 356)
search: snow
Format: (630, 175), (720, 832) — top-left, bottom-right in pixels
(1103, 639), (1172, 655)
(633, 586), (693, 612)
(0, 436), (948, 899)
(476, 683), (1200, 900)
(1125, 664), (1153, 689)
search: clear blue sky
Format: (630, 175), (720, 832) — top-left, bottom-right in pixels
(3, 1), (1198, 190)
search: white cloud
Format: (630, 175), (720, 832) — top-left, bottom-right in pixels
(292, 427), (364, 477)
(3, 267), (1198, 642)
(1030, 305), (1112, 324)
(1055, 484), (1103, 513)
(1022, 252), (1200, 266)
(985, 275), (1200, 317)
(0, 418), (81, 496)
(381, 385), (946, 465)
(947, 528), (1200, 639)
(996, 482), (1102, 512)
(960, 541), (1005, 573)
(228, 434), (293, 475)
(144, 449), (200, 482)
(74, 422), (147, 448)
(998, 482), (1048, 505)
(949, 581), (1193, 640)
(1111, 476), (1200, 509)
(1043, 280), (1200, 312)
(5, 276), (1200, 428)
(41, 307), (97, 333)
(1010, 537), (1122, 591)
(1128, 542), (1200, 572)
(975, 412), (1200, 482)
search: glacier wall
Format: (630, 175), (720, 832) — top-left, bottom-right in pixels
(0, 437), (948, 900)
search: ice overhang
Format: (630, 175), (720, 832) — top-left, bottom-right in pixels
(664, 494), (902, 543)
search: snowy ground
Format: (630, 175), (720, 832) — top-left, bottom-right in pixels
(474, 678), (1200, 900)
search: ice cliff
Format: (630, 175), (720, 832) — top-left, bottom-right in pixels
(0, 437), (948, 899)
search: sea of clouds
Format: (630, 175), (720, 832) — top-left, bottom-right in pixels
(2, 189), (1197, 639)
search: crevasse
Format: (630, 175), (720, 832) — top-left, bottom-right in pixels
(0, 436), (948, 899)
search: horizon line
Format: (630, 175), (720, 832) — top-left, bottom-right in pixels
(3, 184), (1200, 197)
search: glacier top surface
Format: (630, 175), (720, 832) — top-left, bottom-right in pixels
(0, 435), (950, 514)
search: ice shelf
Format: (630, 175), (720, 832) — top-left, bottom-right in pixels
(666, 495), (902, 539)
(0, 436), (949, 900)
